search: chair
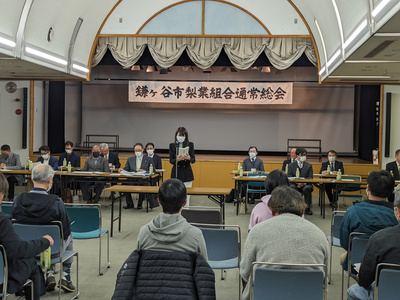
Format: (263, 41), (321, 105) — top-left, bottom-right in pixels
(327, 210), (346, 284)
(250, 262), (326, 300)
(65, 204), (110, 275)
(341, 232), (370, 300)
(374, 263), (400, 300)
(0, 244), (34, 300)
(336, 176), (363, 208)
(246, 173), (268, 205)
(0, 201), (13, 217)
(192, 223), (241, 298)
(13, 221), (79, 300)
(181, 206), (221, 227)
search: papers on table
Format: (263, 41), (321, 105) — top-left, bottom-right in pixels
(72, 171), (93, 174)
(340, 179), (355, 181)
(249, 175), (267, 178)
(93, 172), (105, 175)
(120, 170), (147, 176)
(288, 177), (305, 180)
(0, 169), (12, 172)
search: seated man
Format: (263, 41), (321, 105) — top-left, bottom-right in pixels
(121, 143), (154, 209)
(242, 146), (265, 204)
(58, 141), (80, 168)
(12, 164), (75, 293)
(340, 170), (397, 272)
(145, 142), (162, 170)
(288, 147), (314, 215)
(240, 186), (329, 300)
(319, 150), (344, 206)
(385, 149), (400, 180)
(37, 145), (58, 170)
(136, 178), (208, 259)
(80, 145), (110, 203)
(0, 144), (23, 200)
(281, 147), (297, 171)
(347, 187), (400, 300)
(100, 143), (120, 170)
(0, 173), (54, 300)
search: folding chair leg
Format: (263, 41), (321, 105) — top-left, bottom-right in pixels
(341, 268), (344, 300)
(220, 269), (225, 280)
(99, 230), (111, 275)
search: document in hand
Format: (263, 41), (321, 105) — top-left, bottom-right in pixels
(179, 146), (189, 156)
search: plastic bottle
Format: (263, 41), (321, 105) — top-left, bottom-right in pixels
(28, 160), (33, 171)
(26, 157), (30, 169)
(149, 164), (153, 175)
(390, 170), (394, 177)
(285, 164), (288, 175)
(67, 162), (72, 173)
(63, 158), (67, 167)
(295, 168), (300, 179)
(326, 165), (331, 175)
(336, 169), (342, 181)
(238, 163), (241, 173)
(239, 166), (243, 178)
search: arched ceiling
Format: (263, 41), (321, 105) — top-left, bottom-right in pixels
(0, 0), (400, 84)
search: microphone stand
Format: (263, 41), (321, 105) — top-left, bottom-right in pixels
(175, 141), (179, 179)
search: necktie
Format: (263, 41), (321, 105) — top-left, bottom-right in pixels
(251, 159), (255, 168)
(137, 158), (142, 170)
(331, 162), (334, 171)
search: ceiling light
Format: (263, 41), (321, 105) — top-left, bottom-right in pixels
(344, 19), (368, 49)
(261, 66), (271, 73)
(182, 66), (190, 71)
(372, 0), (391, 17)
(329, 75), (392, 79)
(131, 65), (140, 71)
(0, 36), (16, 48)
(72, 64), (89, 73)
(251, 66), (259, 70)
(146, 65), (156, 72)
(25, 47), (67, 65)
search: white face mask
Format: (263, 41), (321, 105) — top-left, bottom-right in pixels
(41, 154), (49, 160)
(147, 149), (154, 156)
(176, 135), (185, 143)
(66, 149), (72, 154)
(328, 156), (336, 163)
(249, 152), (256, 159)
(135, 151), (142, 158)
(300, 156), (306, 162)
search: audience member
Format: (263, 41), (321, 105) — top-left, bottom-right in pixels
(240, 185), (329, 300)
(0, 173), (53, 300)
(385, 149), (400, 180)
(281, 147), (297, 171)
(12, 164), (75, 293)
(36, 145), (58, 170)
(0, 144), (23, 200)
(339, 170), (397, 271)
(100, 143), (120, 169)
(120, 143), (154, 209)
(80, 145), (110, 203)
(347, 187), (400, 300)
(288, 147), (314, 215)
(58, 141), (80, 168)
(145, 142), (162, 170)
(319, 150), (344, 206)
(248, 169), (289, 229)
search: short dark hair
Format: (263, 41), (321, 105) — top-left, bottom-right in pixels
(268, 185), (306, 216)
(133, 143), (143, 150)
(175, 127), (189, 148)
(1, 145), (10, 151)
(39, 145), (51, 152)
(65, 141), (74, 147)
(296, 148), (307, 156)
(158, 179), (187, 213)
(264, 170), (290, 194)
(145, 142), (155, 149)
(248, 146), (258, 152)
(367, 170), (395, 199)
(328, 150), (337, 156)
(0, 173), (9, 196)
(396, 149), (400, 156)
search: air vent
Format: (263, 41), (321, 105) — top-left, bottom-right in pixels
(364, 40), (395, 58)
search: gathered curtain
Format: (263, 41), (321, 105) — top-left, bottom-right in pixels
(91, 37), (317, 70)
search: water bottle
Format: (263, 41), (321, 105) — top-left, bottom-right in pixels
(67, 162), (72, 173)
(40, 247), (51, 269)
(326, 165), (331, 175)
(295, 168), (300, 179)
(285, 164), (288, 175)
(390, 170), (394, 177)
(239, 166), (243, 178)
(28, 160), (33, 171)
(149, 164), (153, 175)
(27, 157), (30, 169)
(63, 158), (67, 167)
(238, 163), (241, 173)
(336, 169), (342, 181)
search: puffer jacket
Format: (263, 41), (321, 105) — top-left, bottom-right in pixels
(112, 250), (216, 300)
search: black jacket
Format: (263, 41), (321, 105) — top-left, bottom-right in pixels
(386, 161), (400, 180)
(169, 142), (195, 182)
(112, 249), (215, 300)
(0, 212), (49, 293)
(320, 160), (344, 174)
(106, 151), (121, 169)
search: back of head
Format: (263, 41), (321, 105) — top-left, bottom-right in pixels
(1, 144), (10, 152)
(264, 169), (289, 194)
(158, 179), (187, 214)
(367, 170), (394, 199)
(0, 173), (9, 196)
(268, 185), (306, 217)
(32, 164), (54, 184)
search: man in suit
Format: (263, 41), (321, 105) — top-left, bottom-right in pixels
(121, 143), (155, 209)
(386, 149), (400, 180)
(288, 147), (314, 215)
(0, 144), (23, 200)
(100, 143), (120, 169)
(37, 145), (58, 170)
(242, 146), (264, 204)
(80, 145), (110, 203)
(320, 150), (344, 206)
(282, 147), (297, 171)
(145, 142), (162, 170)
(58, 141), (80, 168)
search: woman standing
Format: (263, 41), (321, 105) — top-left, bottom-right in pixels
(169, 127), (195, 205)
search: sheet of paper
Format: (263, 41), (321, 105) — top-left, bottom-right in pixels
(179, 146), (189, 156)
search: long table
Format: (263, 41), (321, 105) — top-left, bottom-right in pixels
(104, 185), (231, 237)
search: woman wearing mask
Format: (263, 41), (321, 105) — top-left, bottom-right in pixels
(169, 127), (195, 205)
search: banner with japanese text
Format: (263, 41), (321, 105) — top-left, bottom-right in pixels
(129, 81), (293, 104)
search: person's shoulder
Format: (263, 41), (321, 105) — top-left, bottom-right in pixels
(12, 152), (20, 159)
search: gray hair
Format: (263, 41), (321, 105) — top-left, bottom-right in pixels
(32, 164), (54, 184)
(268, 185), (307, 216)
(99, 143), (109, 150)
(394, 185), (400, 208)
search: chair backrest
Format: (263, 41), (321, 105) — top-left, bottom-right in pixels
(331, 211), (345, 242)
(375, 263), (400, 300)
(65, 205), (101, 233)
(0, 244), (8, 296)
(181, 207), (221, 227)
(340, 176), (362, 192)
(1, 201), (13, 217)
(248, 173), (268, 188)
(348, 232), (370, 271)
(251, 262), (325, 300)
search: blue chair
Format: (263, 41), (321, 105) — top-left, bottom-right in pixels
(374, 263), (400, 300)
(193, 224), (241, 298)
(0, 201), (13, 217)
(181, 206), (221, 227)
(327, 210), (346, 284)
(246, 173), (268, 205)
(250, 262), (326, 300)
(336, 176), (363, 208)
(13, 221), (79, 300)
(65, 204), (110, 275)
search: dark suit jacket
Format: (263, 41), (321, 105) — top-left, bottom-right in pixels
(320, 160), (344, 174)
(58, 152), (81, 167)
(288, 161), (313, 188)
(169, 142), (195, 182)
(282, 158), (296, 171)
(37, 156), (59, 170)
(386, 161), (400, 180)
(105, 151), (121, 169)
(147, 154), (162, 170)
(242, 157), (264, 172)
(124, 155), (154, 172)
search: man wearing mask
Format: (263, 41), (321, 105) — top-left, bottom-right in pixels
(320, 150), (344, 206)
(100, 143), (120, 170)
(80, 145), (110, 203)
(120, 143), (154, 209)
(145, 142), (162, 170)
(58, 141), (80, 168)
(37, 145), (58, 170)
(0, 144), (23, 200)
(242, 146), (264, 204)
(288, 148), (314, 215)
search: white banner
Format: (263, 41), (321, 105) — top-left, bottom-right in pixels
(129, 81), (293, 104)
